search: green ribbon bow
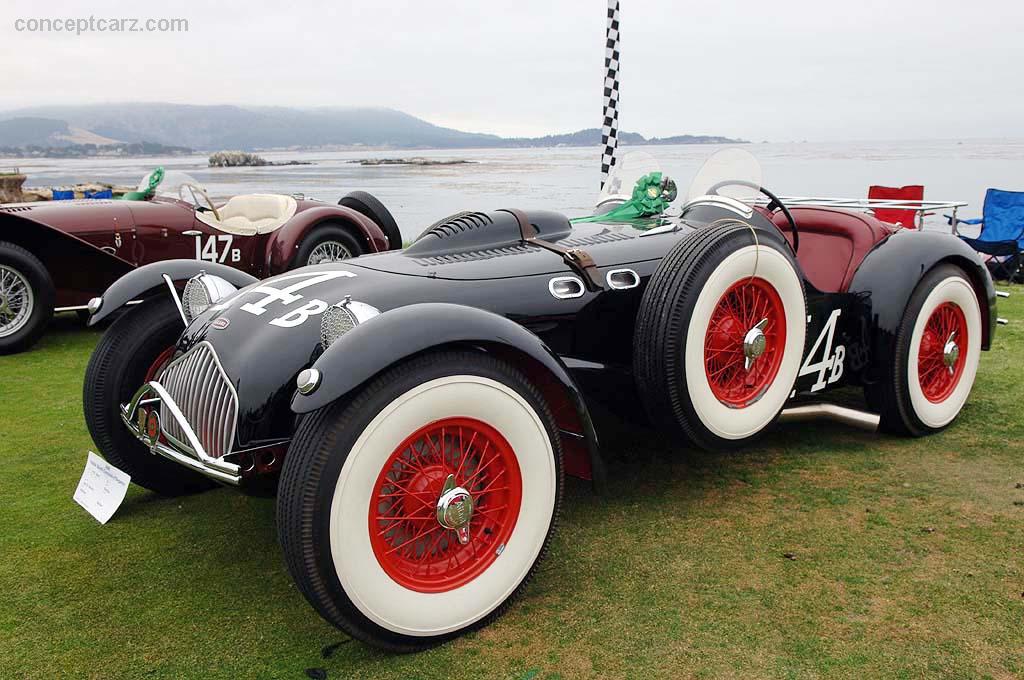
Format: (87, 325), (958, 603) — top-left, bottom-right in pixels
(120, 166), (165, 201)
(571, 171), (674, 223)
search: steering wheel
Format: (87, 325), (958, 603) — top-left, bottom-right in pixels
(706, 180), (799, 254)
(180, 183), (221, 222)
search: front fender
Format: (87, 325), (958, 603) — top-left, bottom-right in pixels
(263, 206), (389, 274)
(89, 259), (259, 325)
(848, 230), (996, 381)
(291, 302), (605, 489)
(0, 212), (135, 308)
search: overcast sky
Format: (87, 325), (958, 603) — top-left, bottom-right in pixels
(3, 0), (1022, 141)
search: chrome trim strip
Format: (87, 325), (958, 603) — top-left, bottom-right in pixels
(761, 196), (968, 211)
(162, 273), (188, 326)
(778, 403), (879, 431)
(120, 382), (241, 485)
(57, 300), (143, 313)
(637, 223), (679, 237)
(682, 195), (754, 218)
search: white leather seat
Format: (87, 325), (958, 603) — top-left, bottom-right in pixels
(196, 194), (298, 236)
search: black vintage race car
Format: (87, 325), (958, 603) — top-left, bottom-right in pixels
(83, 149), (996, 651)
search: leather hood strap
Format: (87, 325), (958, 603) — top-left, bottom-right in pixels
(501, 208), (604, 291)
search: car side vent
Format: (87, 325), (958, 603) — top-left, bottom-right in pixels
(412, 243), (532, 266)
(560, 231), (633, 248)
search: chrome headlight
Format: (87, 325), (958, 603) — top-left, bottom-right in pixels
(182, 274), (237, 324)
(320, 296), (380, 349)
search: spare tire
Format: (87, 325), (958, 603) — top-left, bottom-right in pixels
(338, 191), (402, 250)
(634, 221), (807, 450)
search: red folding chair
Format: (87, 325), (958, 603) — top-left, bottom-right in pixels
(868, 184), (925, 229)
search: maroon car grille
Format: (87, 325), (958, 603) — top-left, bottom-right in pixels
(158, 342), (238, 459)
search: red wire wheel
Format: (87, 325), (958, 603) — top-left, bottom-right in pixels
(368, 417), (523, 593)
(704, 277), (788, 408)
(917, 301), (968, 404)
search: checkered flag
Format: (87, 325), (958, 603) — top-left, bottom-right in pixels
(601, 0), (621, 191)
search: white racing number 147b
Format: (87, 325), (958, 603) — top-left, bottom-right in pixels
(194, 234), (241, 264)
(798, 309), (846, 392)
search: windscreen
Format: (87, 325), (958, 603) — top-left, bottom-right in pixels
(684, 148), (763, 206)
(138, 169), (205, 200)
(598, 151), (662, 206)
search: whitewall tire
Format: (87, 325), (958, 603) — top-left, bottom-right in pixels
(635, 222), (806, 450)
(872, 265), (982, 435)
(277, 351), (563, 652)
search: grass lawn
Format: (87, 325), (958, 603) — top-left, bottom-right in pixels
(2, 286), (1022, 679)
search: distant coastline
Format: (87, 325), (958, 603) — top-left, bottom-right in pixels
(0, 104), (746, 158)
(0, 141), (193, 159)
(0, 136), (747, 160)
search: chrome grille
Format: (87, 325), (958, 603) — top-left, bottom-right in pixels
(158, 342), (238, 459)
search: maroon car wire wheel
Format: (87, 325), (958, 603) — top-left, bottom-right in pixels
(704, 277), (787, 408)
(368, 417), (523, 593)
(917, 301), (968, 404)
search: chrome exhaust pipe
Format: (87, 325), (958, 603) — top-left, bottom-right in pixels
(779, 404), (880, 432)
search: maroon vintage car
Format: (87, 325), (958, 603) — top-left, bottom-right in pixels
(0, 169), (401, 353)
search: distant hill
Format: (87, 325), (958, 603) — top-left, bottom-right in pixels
(0, 104), (744, 153)
(0, 117), (71, 147)
(0, 117), (123, 148)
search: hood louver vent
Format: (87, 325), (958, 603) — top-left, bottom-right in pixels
(421, 211), (493, 239)
(0, 205), (35, 213)
(403, 208), (575, 260)
(404, 210), (522, 258)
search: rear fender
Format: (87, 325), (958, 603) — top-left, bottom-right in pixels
(291, 302), (606, 490)
(263, 206), (388, 274)
(0, 213), (134, 308)
(89, 259), (259, 325)
(848, 230), (996, 383)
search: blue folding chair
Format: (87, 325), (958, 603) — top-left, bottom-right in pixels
(947, 188), (1024, 281)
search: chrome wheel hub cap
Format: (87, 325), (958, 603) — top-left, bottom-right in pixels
(943, 331), (960, 374)
(0, 265), (33, 338)
(742, 318), (769, 371)
(436, 474), (474, 545)
(307, 241), (352, 265)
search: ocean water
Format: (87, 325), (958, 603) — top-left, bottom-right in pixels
(7, 139), (1023, 241)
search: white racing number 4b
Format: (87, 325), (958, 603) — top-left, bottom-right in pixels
(211, 270), (357, 328)
(798, 309), (846, 392)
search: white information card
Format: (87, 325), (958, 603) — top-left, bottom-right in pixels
(73, 452), (131, 524)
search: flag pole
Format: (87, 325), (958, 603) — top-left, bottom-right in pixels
(600, 0), (621, 191)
